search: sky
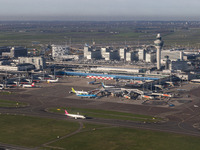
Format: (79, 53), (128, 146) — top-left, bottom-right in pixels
(0, 0), (200, 21)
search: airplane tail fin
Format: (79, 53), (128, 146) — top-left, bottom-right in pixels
(65, 110), (69, 115)
(31, 82), (35, 86)
(101, 82), (105, 88)
(72, 88), (76, 93)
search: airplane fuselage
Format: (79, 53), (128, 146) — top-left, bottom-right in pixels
(47, 78), (59, 83)
(142, 95), (154, 99)
(66, 113), (86, 119)
(76, 94), (97, 98)
(22, 83), (35, 88)
(71, 88), (89, 95)
(104, 85), (115, 88)
(75, 91), (88, 95)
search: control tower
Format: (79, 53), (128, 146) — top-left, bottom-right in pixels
(154, 33), (164, 70)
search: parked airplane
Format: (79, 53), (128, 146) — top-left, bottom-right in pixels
(0, 83), (17, 88)
(0, 84), (4, 89)
(22, 82), (35, 88)
(70, 88), (89, 95)
(165, 81), (175, 87)
(190, 79), (200, 84)
(65, 110), (86, 119)
(102, 82), (115, 88)
(38, 76), (52, 81)
(26, 78), (41, 83)
(47, 78), (59, 83)
(76, 93), (97, 98)
(102, 86), (122, 94)
(162, 93), (173, 97)
(141, 95), (154, 100)
(14, 81), (29, 85)
(152, 92), (173, 98)
(88, 79), (96, 85)
(124, 94), (131, 99)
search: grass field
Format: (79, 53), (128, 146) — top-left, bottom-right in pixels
(163, 28), (200, 47)
(0, 91), (13, 95)
(50, 127), (200, 150)
(0, 114), (200, 150)
(0, 99), (28, 108)
(48, 107), (163, 123)
(1, 22), (200, 48)
(0, 114), (79, 148)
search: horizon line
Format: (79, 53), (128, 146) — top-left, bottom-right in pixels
(0, 15), (200, 22)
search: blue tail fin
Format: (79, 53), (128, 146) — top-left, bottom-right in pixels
(102, 82), (105, 88)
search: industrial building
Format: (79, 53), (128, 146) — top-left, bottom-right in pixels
(105, 50), (119, 60)
(101, 47), (112, 60)
(0, 63), (34, 71)
(90, 67), (143, 73)
(18, 56), (46, 70)
(60, 55), (80, 60)
(84, 46), (120, 60)
(52, 44), (69, 60)
(126, 52), (133, 61)
(84, 46), (132, 61)
(84, 46), (92, 58)
(84, 46), (101, 60)
(138, 49), (146, 61)
(145, 52), (156, 63)
(161, 50), (183, 63)
(1, 47), (27, 58)
(59, 71), (160, 81)
(169, 61), (192, 71)
(119, 48), (129, 60)
(88, 50), (101, 60)
(101, 47), (111, 60)
(0, 47), (10, 56)
(10, 47), (27, 58)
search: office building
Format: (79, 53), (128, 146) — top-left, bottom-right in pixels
(10, 47), (27, 58)
(18, 56), (46, 70)
(52, 45), (69, 60)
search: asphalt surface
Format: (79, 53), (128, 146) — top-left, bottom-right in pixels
(1, 77), (200, 149)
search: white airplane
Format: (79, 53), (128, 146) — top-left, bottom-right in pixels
(70, 88), (89, 95)
(47, 78), (59, 83)
(151, 93), (173, 98)
(22, 82), (35, 88)
(124, 94), (131, 99)
(190, 79), (200, 84)
(65, 110), (86, 119)
(102, 82), (115, 88)
(0, 83), (17, 88)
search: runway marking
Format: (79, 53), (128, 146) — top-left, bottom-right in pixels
(183, 103), (195, 112)
(177, 112), (200, 135)
(148, 107), (153, 111)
